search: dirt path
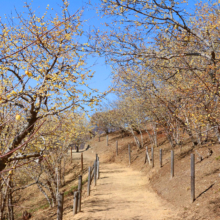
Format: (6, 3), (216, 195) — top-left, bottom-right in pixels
(64, 149), (179, 220)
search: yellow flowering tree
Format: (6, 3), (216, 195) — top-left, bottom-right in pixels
(0, 1), (97, 172)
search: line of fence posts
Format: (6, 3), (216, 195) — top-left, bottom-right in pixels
(145, 146), (196, 203)
(87, 155), (99, 194)
(119, 137), (197, 204)
(71, 155), (100, 216)
(56, 152), (100, 219)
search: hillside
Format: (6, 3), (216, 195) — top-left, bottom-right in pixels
(13, 130), (220, 219)
(83, 131), (220, 220)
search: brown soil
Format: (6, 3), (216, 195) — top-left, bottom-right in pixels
(89, 132), (220, 220)
(14, 131), (220, 219)
(64, 163), (177, 220)
(13, 151), (93, 220)
(61, 133), (178, 220)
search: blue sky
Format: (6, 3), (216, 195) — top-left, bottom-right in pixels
(0, 0), (201, 114)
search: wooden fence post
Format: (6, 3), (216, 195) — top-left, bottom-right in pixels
(128, 144), (131, 165)
(151, 147), (154, 168)
(78, 175), (82, 212)
(191, 154), (195, 203)
(144, 146), (147, 164)
(73, 191), (78, 215)
(99, 135), (100, 142)
(106, 135), (108, 146)
(159, 149), (162, 168)
(96, 154), (98, 179)
(71, 146), (73, 164)
(97, 156), (100, 179)
(94, 160), (97, 186)
(90, 162), (95, 186)
(87, 167), (91, 196)
(171, 150), (174, 178)
(57, 192), (64, 220)
(81, 153), (83, 172)
(116, 141), (118, 156)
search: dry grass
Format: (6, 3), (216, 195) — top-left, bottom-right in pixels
(95, 131), (220, 220)
(12, 129), (220, 219)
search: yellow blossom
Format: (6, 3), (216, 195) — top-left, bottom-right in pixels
(25, 70), (32, 77)
(16, 114), (21, 120)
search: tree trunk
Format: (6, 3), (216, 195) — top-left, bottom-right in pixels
(61, 158), (65, 186)
(145, 129), (155, 148)
(46, 180), (56, 207)
(8, 179), (14, 220)
(130, 127), (141, 149)
(152, 123), (158, 147)
(0, 181), (9, 220)
(204, 124), (209, 142)
(0, 110), (38, 172)
(36, 183), (52, 207)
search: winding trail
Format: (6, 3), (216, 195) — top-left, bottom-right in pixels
(64, 146), (178, 220)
